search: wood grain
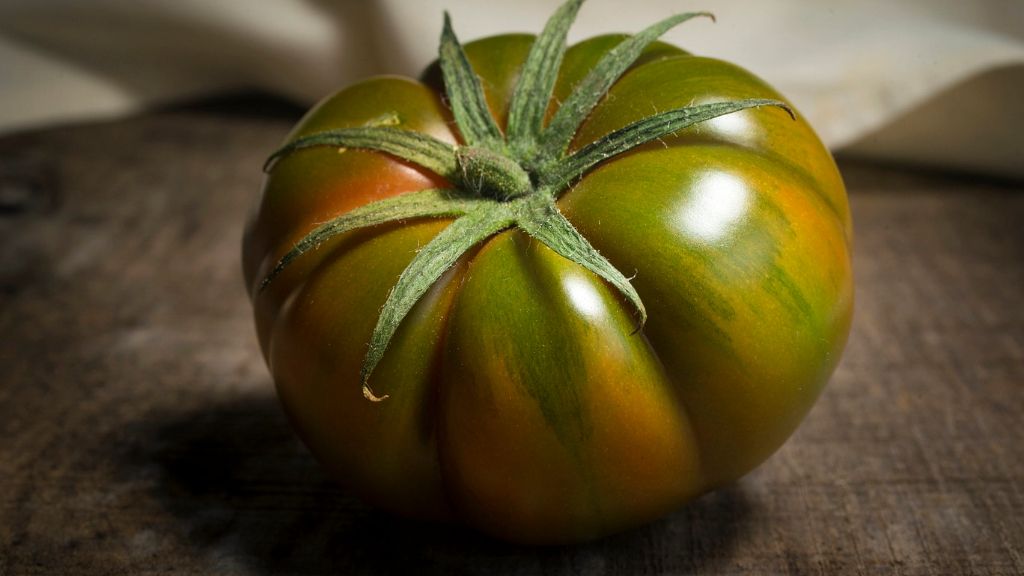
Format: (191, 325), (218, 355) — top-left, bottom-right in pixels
(1, 97), (1022, 575)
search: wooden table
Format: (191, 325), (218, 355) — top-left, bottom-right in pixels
(2, 97), (1022, 575)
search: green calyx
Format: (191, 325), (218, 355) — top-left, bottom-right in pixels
(260, 0), (794, 399)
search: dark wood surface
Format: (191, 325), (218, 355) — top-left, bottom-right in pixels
(2, 98), (1022, 575)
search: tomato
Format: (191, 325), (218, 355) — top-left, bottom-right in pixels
(242, 1), (851, 544)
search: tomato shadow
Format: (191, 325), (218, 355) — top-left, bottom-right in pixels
(118, 393), (753, 575)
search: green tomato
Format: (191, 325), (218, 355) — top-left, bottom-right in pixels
(243, 4), (851, 545)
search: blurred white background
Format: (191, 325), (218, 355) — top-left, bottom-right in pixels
(1, 0), (1022, 176)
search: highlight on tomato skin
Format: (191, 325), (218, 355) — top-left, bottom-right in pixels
(242, 0), (852, 545)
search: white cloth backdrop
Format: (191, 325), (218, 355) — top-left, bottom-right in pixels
(2, 0), (1022, 176)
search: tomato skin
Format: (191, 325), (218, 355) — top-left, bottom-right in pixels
(243, 33), (852, 544)
(438, 231), (706, 542)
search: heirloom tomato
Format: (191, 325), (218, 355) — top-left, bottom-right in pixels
(243, 0), (852, 544)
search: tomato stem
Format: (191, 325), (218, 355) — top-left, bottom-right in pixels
(455, 146), (532, 201)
